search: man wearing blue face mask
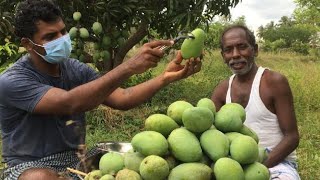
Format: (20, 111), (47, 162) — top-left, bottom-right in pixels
(28, 33), (72, 64)
(0, 0), (202, 179)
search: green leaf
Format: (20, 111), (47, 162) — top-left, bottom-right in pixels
(122, 6), (132, 14)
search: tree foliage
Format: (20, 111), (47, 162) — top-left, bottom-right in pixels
(204, 15), (247, 50)
(0, 40), (19, 67)
(260, 24), (312, 45)
(256, 0), (320, 55)
(0, 1), (15, 40)
(258, 15), (318, 55)
(0, 0), (241, 71)
(293, 0), (320, 28)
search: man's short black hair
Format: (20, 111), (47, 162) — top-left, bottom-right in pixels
(219, 25), (256, 49)
(14, 0), (63, 39)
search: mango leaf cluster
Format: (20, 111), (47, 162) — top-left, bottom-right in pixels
(0, 0), (241, 70)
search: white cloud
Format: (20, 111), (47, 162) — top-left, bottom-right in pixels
(230, 0), (296, 32)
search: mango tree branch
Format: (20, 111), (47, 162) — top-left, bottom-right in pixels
(114, 21), (149, 67)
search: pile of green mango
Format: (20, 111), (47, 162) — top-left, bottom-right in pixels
(83, 97), (270, 180)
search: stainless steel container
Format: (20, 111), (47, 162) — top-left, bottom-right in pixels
(76, 142), (132, 179)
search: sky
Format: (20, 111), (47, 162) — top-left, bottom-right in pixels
(229, 0), (297, 32)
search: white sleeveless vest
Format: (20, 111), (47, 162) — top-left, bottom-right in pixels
(226, 67), (296, 161)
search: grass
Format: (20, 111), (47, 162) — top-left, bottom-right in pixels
(1, 50), (319, 179)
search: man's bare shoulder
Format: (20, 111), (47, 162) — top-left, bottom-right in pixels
(263, 69), (289, 85)
(214, 79), (229, 92)
(211, 78), (229, 109)
(262, 69), (291, 97)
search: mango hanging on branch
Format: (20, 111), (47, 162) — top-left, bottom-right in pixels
(79, 28), (89, 39)
(92, 22), (103, 35)
(69, 27), (78, 40)
(73, 11), (81, 21)
(181, 28), (206, 59)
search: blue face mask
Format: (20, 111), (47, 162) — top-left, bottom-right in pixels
(29, 34), (72, 64)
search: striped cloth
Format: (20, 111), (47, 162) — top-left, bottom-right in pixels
(2, 148), (101, 180)
(269, 160), (301, 180)
(265, 148), (301, 180)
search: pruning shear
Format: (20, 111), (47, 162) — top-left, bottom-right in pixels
(159, 30), (195, 51)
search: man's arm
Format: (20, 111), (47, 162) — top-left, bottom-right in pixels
(211, 79), (229, 111)
(263, 72), (300, 168)
(103, 51), (202, 110)
(33, 40), (173, 115)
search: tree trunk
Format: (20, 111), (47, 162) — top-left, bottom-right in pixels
(113, 21), (149, 67)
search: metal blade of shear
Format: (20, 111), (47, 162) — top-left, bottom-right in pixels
(159, 31), (195, 51)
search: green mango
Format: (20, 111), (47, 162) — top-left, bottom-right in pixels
(73, 12), (81, 21)
(182, 107), (214, 134)
(168, 128), (203, 162)
(124, 152), (145, 172)
(92, 22), (103, 35)
(214, 157), (245, 180)
(240, 125), (259, 143)
(215, 103), (244, 133)
(140, 155), (169, 180)
(69, 27), (78, 39)
(167, 100), (193, 125)
(79, 28), (89, 39)
(116, 169), (141, 180)
(131, 131), (168, 157)
(200, 129), (229, 162)
(168, 163), (212, 180)
(102, 35), (111, 47)
(99, 152), (124, 175)
(84, 170), (102, 180)
(181, 28), (206, 59)
(230, 135), (259, 165)
(196, 98), (216, 115)
(144, 114), (179, 137)
(243, 162), (270, 180)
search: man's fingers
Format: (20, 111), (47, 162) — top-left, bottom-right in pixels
(145, 40), (174, 48)
(193, 58), (202, 72)
(141, 40), (173, 58)
(187, 59), (195, 74)
(145, 53), (162, 63)
(139, 46), (165, 59)
(172, 51), (183, 65)
(194, 59), (202, 72)
(184, 58), (202, 77)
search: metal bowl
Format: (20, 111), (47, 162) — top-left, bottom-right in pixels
(76, 142), (132, 179)
(95, 142), (133, 154)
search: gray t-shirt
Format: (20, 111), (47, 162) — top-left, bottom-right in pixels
(0, 55), (99, 167)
